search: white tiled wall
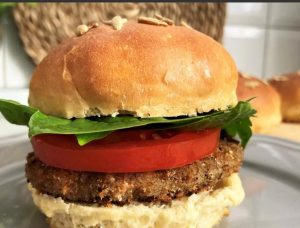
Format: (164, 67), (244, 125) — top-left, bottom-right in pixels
(0, 24), (4, 88)
(223, 26), (266, 76)
(265, 29), (300, 76)
(269, 3), (300, 29)
(0, 12), (34, 90)
(0, 3), (300, 88)
(2, 15), (34, 88)
(224, 3), (300, 79)
(226, 3), (268, 26)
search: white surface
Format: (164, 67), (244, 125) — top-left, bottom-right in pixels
(226, 3), (268, 26)
(269, 3), (300, 29)
(223, 25), (265, 77)
(264, 29), (300, 77)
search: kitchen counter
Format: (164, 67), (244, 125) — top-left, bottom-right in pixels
(267, 123), (300, 144)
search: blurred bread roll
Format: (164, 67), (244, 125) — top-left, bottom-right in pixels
(237, 72), (282, 133)
(269, 71), (300, 122)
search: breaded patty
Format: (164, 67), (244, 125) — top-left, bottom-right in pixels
(26, 139), (243, 206)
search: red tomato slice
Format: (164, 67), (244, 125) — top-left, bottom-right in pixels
(32, 128), (220, 173)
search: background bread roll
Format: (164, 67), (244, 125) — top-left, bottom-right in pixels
(269, 72), (300, 122)
(237, 72), (282, 133)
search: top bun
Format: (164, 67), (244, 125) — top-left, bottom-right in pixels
(29, 19), (238, 119)
(237, 72), (281, 133)
(269, 72), (300, 122)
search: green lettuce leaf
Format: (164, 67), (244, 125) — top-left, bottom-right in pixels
(76, 132), (113, 146)
(224, 117), (253, 148)
(0, 99), (256, 147)
(0, 99), (36, 126)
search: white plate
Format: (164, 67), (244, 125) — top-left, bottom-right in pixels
(0, 135), (300, 228)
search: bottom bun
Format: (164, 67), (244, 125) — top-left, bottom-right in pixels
(28, 173), (244, 228)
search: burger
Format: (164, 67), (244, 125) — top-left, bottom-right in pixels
(237, 72), (282, 133)
(269, 71), (300, 122)
(0, 16), (255, 228)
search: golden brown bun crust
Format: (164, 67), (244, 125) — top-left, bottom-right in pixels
(29, 21), (238, 118)
(237, 73), (282, 133)
(269, 72), (300, 122)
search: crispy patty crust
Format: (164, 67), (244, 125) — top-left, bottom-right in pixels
(26, 139), (243, 206)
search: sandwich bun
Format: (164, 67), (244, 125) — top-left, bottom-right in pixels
(269, 72), (300, 122)
(237, 72), (282, 133)
(28, 173), (244, 228)
(29, 21), (238, 119)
